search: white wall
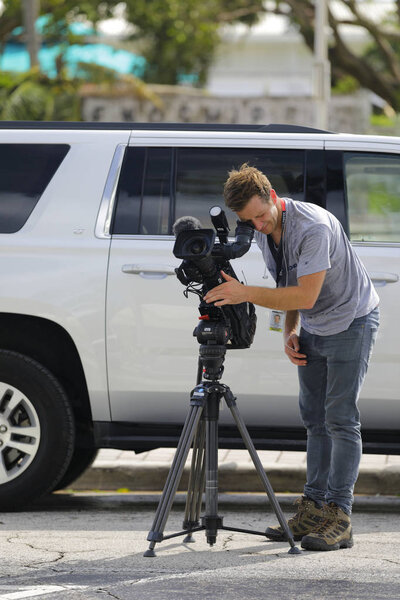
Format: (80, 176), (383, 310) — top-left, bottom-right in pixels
(81, 87), (371, 134)
(205, 11), (368, 98)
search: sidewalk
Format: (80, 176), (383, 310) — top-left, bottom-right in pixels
(72, 448), (400, 497)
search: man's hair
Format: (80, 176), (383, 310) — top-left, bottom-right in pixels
(224, 163), (272, 212)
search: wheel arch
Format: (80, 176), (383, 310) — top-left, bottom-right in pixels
(0, 313), (94, 447)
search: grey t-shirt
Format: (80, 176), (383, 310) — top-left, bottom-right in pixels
(255, 198), (379, 336)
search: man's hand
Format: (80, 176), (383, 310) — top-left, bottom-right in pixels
(285, 332), (307, 366)
(204, 271), (247, 306)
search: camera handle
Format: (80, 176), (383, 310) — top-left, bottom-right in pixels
(144, 346), (301, 557)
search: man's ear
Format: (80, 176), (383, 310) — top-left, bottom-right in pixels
(270, 189), (277, 204)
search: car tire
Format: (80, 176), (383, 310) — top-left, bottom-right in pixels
(52, 446), (98, 491)
(0, 350), (75, 511)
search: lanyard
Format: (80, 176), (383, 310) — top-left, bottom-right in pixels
(267, 199), (286, 287)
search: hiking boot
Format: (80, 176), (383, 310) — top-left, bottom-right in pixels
(301, 502), (353, 551)
(265, 496), (326, 542)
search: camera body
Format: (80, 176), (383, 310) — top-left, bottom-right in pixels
(173, 210), (257, 350)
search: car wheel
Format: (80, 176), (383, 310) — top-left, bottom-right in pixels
(52, 446), (98, 491)
(0, 350), (75, 511)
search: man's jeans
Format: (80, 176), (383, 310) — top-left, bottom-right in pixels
(298, 307), (380, 515)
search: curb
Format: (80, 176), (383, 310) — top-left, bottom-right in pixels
(52, 491), (400, 513)
(62, 492), (400, 513)
(70, 462), (400, 496)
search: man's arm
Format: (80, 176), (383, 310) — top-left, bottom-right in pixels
(284, 310), (307, 366)
(204, 270), (327, 311)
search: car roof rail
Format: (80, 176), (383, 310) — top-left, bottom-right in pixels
(0, 121), (334, 133)
(258, 124), (334, 134)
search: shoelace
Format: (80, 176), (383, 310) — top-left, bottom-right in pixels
(312, 505), (338, 533)
(290, 497), (318, 523)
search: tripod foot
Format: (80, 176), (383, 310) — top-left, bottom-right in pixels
(288, 545), (302, 555)
(207, 536), (216, 546)
(144, 542), (157, 557)
(183, 520), (200, 543)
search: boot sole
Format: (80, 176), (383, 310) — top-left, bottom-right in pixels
(301, 532), (354, 551)
(265, 528), (303, 542)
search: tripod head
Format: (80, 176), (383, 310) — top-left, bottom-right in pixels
(173, 207), (257, 353)
(194, 316), (228, 381)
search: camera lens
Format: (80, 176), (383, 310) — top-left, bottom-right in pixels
(188, 238), (206, 255)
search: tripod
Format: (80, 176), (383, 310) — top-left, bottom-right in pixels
(144, 342), (300, 557)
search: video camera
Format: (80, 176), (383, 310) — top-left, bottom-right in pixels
(173, 207), (257, 350)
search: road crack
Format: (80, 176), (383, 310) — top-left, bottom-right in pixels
(7, 534), (65, 567)
(382, 558), (400, 566)
(358, 554), (400, 567)
(222, 533), (234, 550)
(97, 588), (121, 599)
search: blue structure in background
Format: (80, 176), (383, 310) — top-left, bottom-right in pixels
(0, 16), (146, 78)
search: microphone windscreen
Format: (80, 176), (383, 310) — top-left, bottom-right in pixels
(172, 215), (203, 237)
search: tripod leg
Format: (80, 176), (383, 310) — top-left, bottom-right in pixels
(203, 392), (223, 546)
(144, 398), (205, 557)
(182, 356), (207, 542)
(224, 389), (301, 554)
(183, 418), (206, 542)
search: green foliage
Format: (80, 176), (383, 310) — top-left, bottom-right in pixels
(4, 0), (400, 111)
(363, 37), (400, 74)
(370, 114), (396, 128)
(331, 76), (360, 96)
(368, 186), (400, 215)
(0, 0), (116, 56)
(0, 68), (82, 120)
(51, 89), (81, 121)
(0, 0), (264, 87)
(123, 0), (219, 84)
(76, 62), (163, 107)
(0, 1), (161, 121)
(2, 81), (54, 120)
(122, 0), (264, 85)
(0, 63), (162, 121)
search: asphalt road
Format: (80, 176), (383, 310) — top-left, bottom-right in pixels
(0, 492), (400, 600)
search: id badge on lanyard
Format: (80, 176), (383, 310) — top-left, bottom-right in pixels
(269, 200), (286, 332)
(275, 200), (286, 288)
(269, 309), (284, 332)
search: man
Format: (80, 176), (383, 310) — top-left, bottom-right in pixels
(204, 164), (379, 551)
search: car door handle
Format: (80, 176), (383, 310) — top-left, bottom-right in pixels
(122, 264), (176, 279)
(369, 272), (399, 287)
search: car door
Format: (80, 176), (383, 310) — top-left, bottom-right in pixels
(105, 131), (324, 427)
(325, 140), (400, 430)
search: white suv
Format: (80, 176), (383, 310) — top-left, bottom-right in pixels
(0, 122), (399, 510)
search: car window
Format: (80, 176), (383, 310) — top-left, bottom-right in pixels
(175, 147), (305, 232)
(344, 152), (400, 243)
(112, 147), (172, 235)
(0, 144), (70, 233)
(113, 146), (305, 235)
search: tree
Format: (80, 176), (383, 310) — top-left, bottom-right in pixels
(0, 1), (160, 121)
(121, 0), (265, 85)
(0, 1), (116, 55)
(266, 0), (400, 112)
(0, 65), (160, 121)
(3, 0), (400, 111)
(122, 0), (400, 109)
(0, 0), (265, 86)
